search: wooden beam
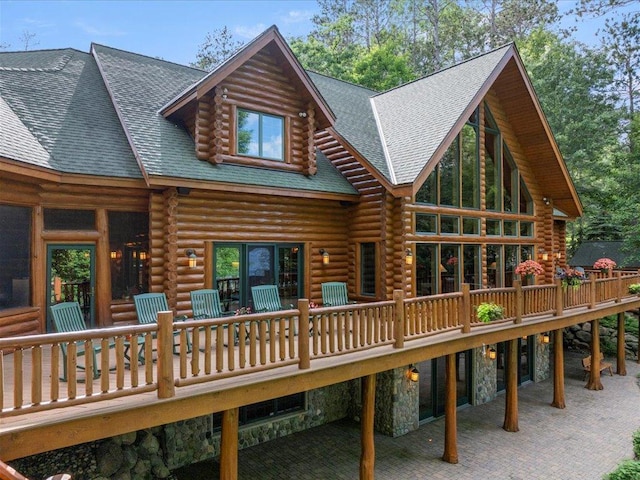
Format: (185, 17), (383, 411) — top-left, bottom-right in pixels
(551, 328), (565, 409)
(442, 353), (458, 463)
(220, 407), (239, 480)
(502, 339), (519, 432)
(585, 319), (603, 390)
(616, 312), (626, 376)
(359, 374), (376, 480)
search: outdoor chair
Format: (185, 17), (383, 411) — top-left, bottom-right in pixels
(50, 301), (115, 381)
(190, 289), (237, 346)
(133, 293), (190, 358)
(251, 285), (296, 336)
(321, 282), (355, 307)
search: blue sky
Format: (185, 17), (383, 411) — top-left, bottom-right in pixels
(0, 1), (320, 65)
(0, 1), (632, 67)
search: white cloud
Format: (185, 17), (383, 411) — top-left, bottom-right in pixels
(281, 9), (314, 25)
(234, 23), (268, 40)
(74, 20), (126, 37)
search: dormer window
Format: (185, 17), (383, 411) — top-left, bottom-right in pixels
(237, 108), (284, 161)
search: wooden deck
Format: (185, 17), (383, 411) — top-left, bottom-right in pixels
(1, 275), (639, 461)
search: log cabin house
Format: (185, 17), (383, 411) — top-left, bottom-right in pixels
(1, 25), (639, 478)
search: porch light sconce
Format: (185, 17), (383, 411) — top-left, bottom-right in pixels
(298, 111), (307, 118)
(221, 87), (228, 99)
(320, 249), (330, 265)
(405, 248), (413, 265)
(186, 249), (197, 269)
(543, 197), (550, 206)
(483, 344), (497, 360)
(407, 365), (419, 382)
(539, 248), (548, 261)
(541, 333), (550, 344)
(555, 250), (561, 260)
(110, 250), (117, 260)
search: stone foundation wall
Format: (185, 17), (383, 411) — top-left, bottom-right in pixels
(564, 321), (639, 359)
(10, 381), (356, 479)
(374, 367), (419, 437)
(475, 345), (498, 405)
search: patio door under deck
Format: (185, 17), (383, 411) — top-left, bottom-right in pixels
(46, 244), (96, 332)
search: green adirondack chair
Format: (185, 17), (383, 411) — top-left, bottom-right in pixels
(133, 293), (190, 356)
(190, 289), (240, 345)
(321, 282), (354, 307)
(50, 301), (114, 381)
(251, 285), (289, 313)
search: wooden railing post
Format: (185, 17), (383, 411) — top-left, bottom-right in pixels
(157, 311), (175, 399)
(615, 271), (622, 303)
(393, 289), (405, 349)
(589, 276), (596, 309)
(554, 278), (563, 316)
(460, 284), (471, 333)
(298, 299), (310, 370)
(514, 280), (522, 324)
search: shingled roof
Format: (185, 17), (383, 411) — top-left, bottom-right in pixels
(0, 48), (141, 178)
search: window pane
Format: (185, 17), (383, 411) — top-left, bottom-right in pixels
(487, 244), (501, 288)
(519, 178), (533, 214)
(505, 245), (518, 287)
(109, 212), (149, 299)
(416, 170), (437, 204)
(486, 219), (501, 236)
(439, 142), (459, 207)
(248, 245), (274, 288)
(463, 245), (481, 289)
(360, 243), (376, 296)
(462, 217), (479, 235)
(503, 145), (517, 212)
(44, 208), (95, 230)
(416, 244), (437, 296)
(416, 214), (437, 234)
(261, 114), (284, 160)
(520, 222), (534, 237)
(215, 245), (241, 313)
(440, 216), (459, 234)
(441, 244), (460, 293)
(279, 246), (299, 305)
(237, 109), (260, 157)
(484, 131), (500, 211)
(461, 124), (479, 208)
(504, 220), (517, 236)
(0, 205), (31, 309)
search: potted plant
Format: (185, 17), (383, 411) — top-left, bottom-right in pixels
(629, 284), (640, 295)
(593, 257), (616, 273)
(476, 302), (504, 323)
(515, 259), (545, 284)
(555, 267), (586, 289)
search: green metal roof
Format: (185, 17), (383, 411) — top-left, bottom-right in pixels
(0, 48), (141, 178)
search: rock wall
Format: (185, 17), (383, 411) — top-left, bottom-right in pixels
(374, 367), (419, 437)
(564, 321), (639, 359)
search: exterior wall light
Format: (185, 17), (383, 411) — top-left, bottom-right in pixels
(110, 250), (117, 260)
(186, 249), (197, 269)
(320, 249), (330, 265)
(487, 347), (497, 360)
(405, 248), (413, 265)
(541, 333), (550, 344)
(539, 248), (548, 261)
(407, 365), (419, 382)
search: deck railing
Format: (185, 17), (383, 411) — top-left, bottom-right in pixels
(0, 459), (28, 480)
(1, 272), (639, 417)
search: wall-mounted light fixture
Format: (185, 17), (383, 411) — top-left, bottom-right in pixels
(186, 249), (197, 269)
(221, 87), (228, 99)
(110, 250), (117, 260)
(298, 111), (307, 118)
(555, 250), (561, 260)
(407, 365), (419, 382)
(483, 344), (497, 360)
(542, 197), (550, 206)
(405, 248), (413, 265)
(320, 249), (330, 265)
(540, 332), (550, 344)
(539, 248), (549, 261)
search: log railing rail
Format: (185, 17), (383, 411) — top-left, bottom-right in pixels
(1, 272), (639, 418)
(0, 459), (28, 480)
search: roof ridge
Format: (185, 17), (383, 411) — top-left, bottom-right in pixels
(373, 43), (514, 97)
(0, 48), (78, 72)
(90, 43), (206, 73)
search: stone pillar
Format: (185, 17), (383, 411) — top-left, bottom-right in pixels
(374, 367), (419, 437)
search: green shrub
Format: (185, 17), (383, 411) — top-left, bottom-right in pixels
(476, 303), (504, 323)
(629, 284), (640, 295)
(604, 460), (640, 480)
(601, 338), (617, 357)
(633, 429), (640, 459)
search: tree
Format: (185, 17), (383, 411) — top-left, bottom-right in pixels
(349, 42), (415, 90)
(192, 26), (244, 71)
(19, 30), (38, 51)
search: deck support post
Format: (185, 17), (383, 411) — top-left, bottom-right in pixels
(616, 312), (626, 376)
(460, 284), (471, 333)
(360, 373), (376, 480)
(157, 311), (175, 399)
(514, 280), (522, 324)
(551, 328), (565, 409)
(442, 353), (458, 464)
(585, 318), (603, 390)
(298, 299), (310, 369)
(393, 290), (404, 349)
(503, 339), (519, 432)
(220, 407), (239, 480)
